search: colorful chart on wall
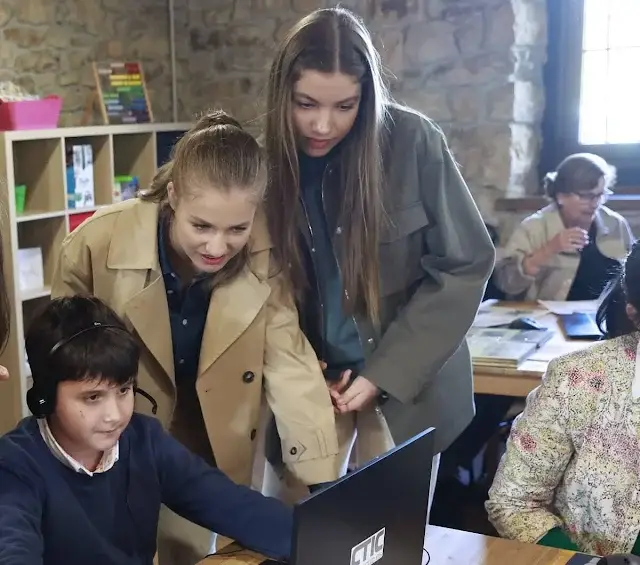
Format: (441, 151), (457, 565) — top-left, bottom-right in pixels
(92, 61), (153, 125)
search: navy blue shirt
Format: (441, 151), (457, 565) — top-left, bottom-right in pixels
(0, 415), (292, 565)
(157, 215), (216, 465)
(157, 215), (211, 383)
(299, 153), (364, 375)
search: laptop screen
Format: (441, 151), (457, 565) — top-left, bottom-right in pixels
(289, 428), (435, 565)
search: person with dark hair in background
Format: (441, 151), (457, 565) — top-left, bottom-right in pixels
(0, 228), (10, 380)
(487, 240), (640, 556)
(0, 296), (292, 565)
(495, 153), (634, 301)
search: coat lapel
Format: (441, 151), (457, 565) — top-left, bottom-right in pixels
(126, 273), (175, 382)
(105, 200), (175, 383)
(198, 267), (271, 377)
(198, 210), (273, 377)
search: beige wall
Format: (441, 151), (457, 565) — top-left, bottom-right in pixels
(1, 0), (548, 228)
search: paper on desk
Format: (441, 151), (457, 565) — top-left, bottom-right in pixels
(478, 299), (499, 311)
(538, 300), (599, 315)
(473, 305), (549, 328)
(528, 340), (592, 363)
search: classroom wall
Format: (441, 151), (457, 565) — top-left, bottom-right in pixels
(0, 0), (548, 224)
(0, 1), (173, 123)
(177, 0), (548, 224)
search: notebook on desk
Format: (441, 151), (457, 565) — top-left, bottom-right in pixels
(468, 327), (555, 368)
(558, 313), (603, 341)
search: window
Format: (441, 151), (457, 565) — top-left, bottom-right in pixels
(580, 0), (640, 145)
(541, 0), (640, 187)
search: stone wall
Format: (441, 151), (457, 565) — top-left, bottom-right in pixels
(181, 0), (548, 223)
(0, 0), (173, 125)
(0, 0), (548, 224)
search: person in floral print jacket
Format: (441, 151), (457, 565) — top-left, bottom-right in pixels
(487, 240), (640, 557)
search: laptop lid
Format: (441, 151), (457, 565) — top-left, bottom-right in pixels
(287, 427), (435, 565)
(559, 312), (602, 340)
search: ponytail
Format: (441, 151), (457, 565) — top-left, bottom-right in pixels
(0, 227), (9, 352)
(138, 109), (258, 204)
(138, 161), (173, 202)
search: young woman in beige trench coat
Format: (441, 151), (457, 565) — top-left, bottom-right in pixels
(50, 111), (339, 565)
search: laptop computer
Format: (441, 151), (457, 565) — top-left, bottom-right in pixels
(559, 312), (603, 340)
(262, 427), (435, 565)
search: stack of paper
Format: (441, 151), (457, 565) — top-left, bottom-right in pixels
(469, 327), (554, 368)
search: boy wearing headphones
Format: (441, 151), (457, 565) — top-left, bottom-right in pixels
(0, 296), (292, 565)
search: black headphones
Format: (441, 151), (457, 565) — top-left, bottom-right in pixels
(27, 322), (157, 418)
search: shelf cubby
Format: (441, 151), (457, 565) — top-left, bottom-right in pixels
(12, 139), (66, 216)
(64, 135), (114, 208)
(17, 215), (66, 298)
(113, 132), (157, 195)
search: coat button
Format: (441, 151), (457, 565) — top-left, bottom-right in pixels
(250, 429), (257, 441)
(242, 371), (255, 383)
(290, 447), (297, 456)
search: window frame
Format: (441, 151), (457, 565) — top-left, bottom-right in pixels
(541, 0), (640, 188)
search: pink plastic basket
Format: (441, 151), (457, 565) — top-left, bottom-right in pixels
(0, 95), (62, 130)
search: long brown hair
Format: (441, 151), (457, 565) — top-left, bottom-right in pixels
(138, 110), (267, 287)
(0, 228), (9, 352)
(265, 7), (390, 322)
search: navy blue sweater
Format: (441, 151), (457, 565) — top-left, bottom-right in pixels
(0, 415), (292, 565)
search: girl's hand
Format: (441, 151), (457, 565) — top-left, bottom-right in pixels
(334, 375), (379, 413)
(319, 360), (353, 413)
(0, 365), (8, 380)
(328, 370), (352, 398)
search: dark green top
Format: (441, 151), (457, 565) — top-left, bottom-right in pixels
(298, 152), (364, 376)
(539, 527), (640, 555)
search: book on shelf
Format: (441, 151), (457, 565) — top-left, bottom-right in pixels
(468, 327), (555, 368)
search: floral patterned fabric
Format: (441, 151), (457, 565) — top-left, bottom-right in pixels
(486, 332), (640, 556)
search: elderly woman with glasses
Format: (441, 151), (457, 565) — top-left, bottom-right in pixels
(494, 153), (635, 301)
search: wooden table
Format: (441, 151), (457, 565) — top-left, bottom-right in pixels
(426, 526), (576, 564)
(473, 306), (598, 398)
(198, 526), (577, 565)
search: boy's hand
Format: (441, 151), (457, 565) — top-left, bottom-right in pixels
(0, 365), (8, 380)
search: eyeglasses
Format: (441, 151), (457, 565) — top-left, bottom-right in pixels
(574, 188), (613, 204)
